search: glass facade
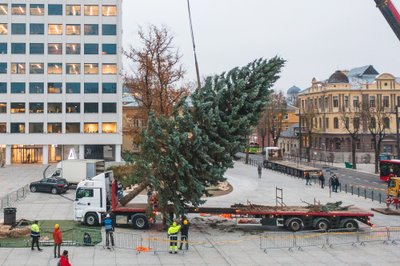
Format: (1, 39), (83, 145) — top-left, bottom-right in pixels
(30, 63), (44, 74)
(66, 43), (80, 54)
(84, 44), (98, 54)
(66, 123), (80, 133)
(66, 63), (80, 74)
(48, 123), (62, 133)
(84, 103), (98, 113)
(66, 83), (80, 94)
(30, 43), (44, 54)
(11, 103), (25, 113)
(84, 63), (98, 74)
(102, 6), (117, 16)
(0, 24), (7, 35)
(11, 83), (25, 94)
(102, 44), (116, 55)
(48, 102), (62, 113)
(102, 64), (117, 75)
(48, 63), (62, 74)
(0, 103), (6, 113)
(0, 43), (6, 54)
(11, 4), (26, 15)
(84, 24), (98, 35)
(29, 103), (44, 113)
(48, 83), (62, 94)
(11, 123), (25, 133)
(48, 43), (62, 54)
(30, 24), (44, 35)
(102, 83), (117, 94)
(102, 24), (116, 35)
(29, 123), (44, 133)
(84, 83), (99, 93)
(66, 5), (80, 16)
(0, 83), (6, 93)
(84, 5), (99, 16)
(11, 23), (26, 35)
(84, 123), (98, 133)
(66, 103), (80, 113)
(0, 63), (6, 73)
(0, 4), (8, 15)
(103, 103), (117, 113)
(30, 4), (44, 16)
(29, 83), (44, 94)
(11, 43), (25, 54)
(11, 63), (25, 74)
(48, 24), (62, 35)
(48, 4), (62, 15)
(66, 24), (80, 35)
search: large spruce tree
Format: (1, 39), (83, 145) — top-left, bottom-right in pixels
(128, 57), (285, 213)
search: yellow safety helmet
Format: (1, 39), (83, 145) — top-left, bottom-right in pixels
(54, 224), (59, 229)
(172, 222), (177, 227)
(183, 220), (188, 225)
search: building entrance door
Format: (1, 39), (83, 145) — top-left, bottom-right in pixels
(11, 145), (43, 164)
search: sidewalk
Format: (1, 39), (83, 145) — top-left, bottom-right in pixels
(1, 162), (400, 265)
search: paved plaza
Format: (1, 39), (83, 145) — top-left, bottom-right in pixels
(0, 162), (399, 265)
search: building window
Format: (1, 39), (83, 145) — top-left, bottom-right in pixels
(84, 83), (98, 94)
(0, 83), (6, 93)
(30, 4), (44, 16)
(66, 63), (80, 74)
(48, 103), (62, 113)
(66, 43), (80, 54)
(84, 44), (98, 54)
(344, 96), (349, 108)
(10, 102), (25, 113)
(11, 4), (26, 15)
(102, 122), (116, 133)
(29, 123), (43, 133)
(0, 24), (7, 35)
(66, 103), (80, 113)
(48, 123), (62, 133)
(30, 23), (44, 35)
(48, 43), (62, 55)
(11, 83), (25, 94)
(30, 63), (44, 74)
(48, 24), (62, 35)
(30, 43), (44, 54)
(84, 123), (98, 133)
(48, 63), (62, 74)
(335, 141), (341, 150)
(84, 63), (98, 74)
(103, 83), (116, 94)
(11, 23), (26, 35)
(84, 103), (98, 113)
(333, 117), (339, 129)
(102, 5), (117, 16)
(345, 117), (349, 128)
(48, 83), (62, 94)
(48, 4), (62, 15)
(11, 123), (25, 133)
(66, 83), (80, 94)
(103, 103), (117, 113)
(66, 24), (81, 35)
(383, 96), (390, 108)
(102, 44), (116, 55)
(102, 24), (116, 35)
(354, 117), (360, 130)
(29, 103), (44, 113)
(353, 96), (359, 108)
(66, 123), (80, 133)
(29, 83), (44, 94)
(11, 63), (25, 74)
(11, 43), (25, 54)
(0, 63), (6, 73)
(333, 96), (339, 108)
(369, 96), (375, 108)
(0, 4), (8, 15)
(84, 5), (99, 16)
(84, 24), (98, 35)
(0, 102), (6, 113)
(66, 5), (81, 16)
(0, 123), (5, 133)
(102, 64), (117, 75)
(0, 43), (6, 54)
(371, 117), (376, 128)
(384, 117), (390, 129)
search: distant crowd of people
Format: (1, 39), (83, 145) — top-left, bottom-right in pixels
(304, 171), (340, 192)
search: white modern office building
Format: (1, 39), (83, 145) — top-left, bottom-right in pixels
(0, 1), (122, 165)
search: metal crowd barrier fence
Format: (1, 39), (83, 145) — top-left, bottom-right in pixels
(260, 227), (400, 252)
(0, 184), (30, 211)
(99, 231), (143, 250)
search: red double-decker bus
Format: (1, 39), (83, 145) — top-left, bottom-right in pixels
(379, 160), (400, 181)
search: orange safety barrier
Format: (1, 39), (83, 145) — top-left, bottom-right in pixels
(135, 246), (152, 252)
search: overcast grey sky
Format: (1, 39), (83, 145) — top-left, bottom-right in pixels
(122, 0), (400, 93)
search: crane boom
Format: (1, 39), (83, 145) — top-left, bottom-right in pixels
(375, 0), (400, 41)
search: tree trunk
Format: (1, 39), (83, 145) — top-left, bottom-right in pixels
(376, 138), (383, 174)
(352, 138), (357, 169)
(119, 180), (149, 206)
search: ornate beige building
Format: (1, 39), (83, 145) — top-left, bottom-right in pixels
(298, 65), (400, 163)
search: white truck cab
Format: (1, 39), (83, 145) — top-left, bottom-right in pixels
(74, 171), (113, 225)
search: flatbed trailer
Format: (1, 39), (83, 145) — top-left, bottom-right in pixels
(264, 159), (321, 179)
(76, 175), (373, 231)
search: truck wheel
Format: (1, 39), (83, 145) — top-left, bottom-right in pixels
(131, 214), (149, 229)
(85, 213), (99, 226)
(340, 219), (358, 231)
(286, 218), (303, 232)
(51, 188), (58, 194)
(313, 218), (330, 231)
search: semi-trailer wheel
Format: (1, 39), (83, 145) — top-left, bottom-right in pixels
(340, 219), (358, 230)
(285, 217), (303, 232)
(313, 218), (331, 231)
(85, 213), (99, 226)
(131, 213), (149, 229)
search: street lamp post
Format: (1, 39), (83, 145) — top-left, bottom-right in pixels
(396, 106), (400, 159)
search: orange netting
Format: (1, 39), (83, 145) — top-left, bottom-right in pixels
(135, 246), (152, 252)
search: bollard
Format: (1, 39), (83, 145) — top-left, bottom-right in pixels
(345, 184), (347, 194)
(357, 187), (360, 197)
(364, 188), (367, 199)
(339, 183), (342, 192)
(371, 190), (374, 202)
(351, 186), (354, 195)
(379, 193), (382, 204)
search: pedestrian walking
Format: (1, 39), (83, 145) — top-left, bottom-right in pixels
(305, 172), (311, 185)
(53, 224), (62, 258)
(104, 214), (114, 249)
(179, 218), (189, 250)
(168, 221), (181, 254)
(59, 250), (71, 266)
(318, 172), (325, 189)
(333, 175), (340, 192)
(30, 220), (42, 251)
(257, 165), (262, 178)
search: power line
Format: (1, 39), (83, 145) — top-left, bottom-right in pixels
(186, 0), (201, 89)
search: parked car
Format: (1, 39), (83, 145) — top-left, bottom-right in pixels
(29, 177), (69, 194)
